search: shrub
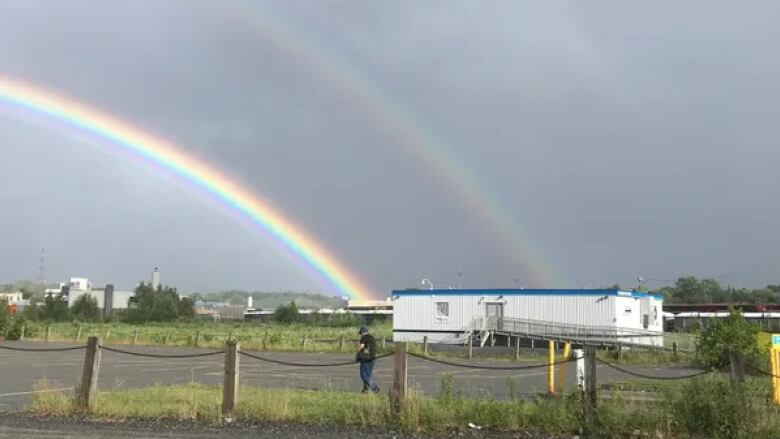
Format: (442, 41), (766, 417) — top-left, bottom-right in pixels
(696, 309), (759, 369)
(0, 299), (9, 338)
(668, 377), (762, 439)
(274, 301), (299, 324)
(70, 295), (99, 322)
(7, 316), (26, 340)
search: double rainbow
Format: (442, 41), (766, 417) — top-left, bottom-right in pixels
(0, 76), (375, 299)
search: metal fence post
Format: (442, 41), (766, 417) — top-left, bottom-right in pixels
(133, 329), (139, 345)
(222, 340), (240, 420)
(392, 342), (408, 415)
(75, 326), (82, 342)
(19, 325), (25, 341)
(514, 336), (520, 361)
(79, 336), (102, 411)
(339, 334), (345, 351)
(104, 327), (110, 340)
(468, 336), (473, 359)
(381, 336), (387, 350)
(423, 336), (428, 354)
(302, 334), (308, 350)
(45, 325), (51, 342)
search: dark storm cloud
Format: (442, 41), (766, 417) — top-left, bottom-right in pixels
(1, 1), (778, 295)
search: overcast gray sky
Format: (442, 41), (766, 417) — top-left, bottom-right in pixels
(1, 1), (778, 297)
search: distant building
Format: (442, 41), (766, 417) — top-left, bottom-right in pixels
(151, 267), (160, 290)
(45, 277), (134, 311)
(0, 291), (24, 303)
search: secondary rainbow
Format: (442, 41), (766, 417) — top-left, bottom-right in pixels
(226, 1), (566, 287)
(0, 76), (375, 299)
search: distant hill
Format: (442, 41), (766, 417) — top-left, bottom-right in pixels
(198, 290), (345, 310)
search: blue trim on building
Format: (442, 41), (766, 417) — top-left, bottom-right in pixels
(391, 288), (663, 300)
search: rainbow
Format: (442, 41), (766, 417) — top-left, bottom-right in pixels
(0, 76), (376, 299)
(225, 2), (566, 287)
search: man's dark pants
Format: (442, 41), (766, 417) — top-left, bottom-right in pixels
(359, 360), (379, 392)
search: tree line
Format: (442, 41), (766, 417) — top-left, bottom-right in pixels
(657, 276), (780, 304)
(3, 281), (193, 329)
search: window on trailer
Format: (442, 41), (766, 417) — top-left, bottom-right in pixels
(436, 302), (449, 318)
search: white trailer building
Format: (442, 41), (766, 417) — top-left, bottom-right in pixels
(392, 289), (664, 346)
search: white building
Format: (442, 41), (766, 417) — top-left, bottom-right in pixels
(46, 277), (134, 311)
(0, 291), (24, 303)
(392, 288), (664, 346)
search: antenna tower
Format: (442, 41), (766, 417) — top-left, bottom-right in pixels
(37, 247), (46, 285)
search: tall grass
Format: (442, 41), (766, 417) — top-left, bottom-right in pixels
(28, 375), (780, 436)
(26, 321), (393, 353)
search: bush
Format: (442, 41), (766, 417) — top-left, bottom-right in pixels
(668, 377), (759, 439)
(70, 295), (99, 322)
(39, 295), (70, 322)
(274, 301), (299, 324)
(7, 316), (26, 340)
(0, 300), (9, 338)
(123, 282), (193, 323)
(697, 309), (759, 369)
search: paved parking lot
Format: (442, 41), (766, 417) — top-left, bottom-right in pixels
(0, 341), (699, 410)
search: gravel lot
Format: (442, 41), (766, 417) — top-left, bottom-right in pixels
(0, 413), (560, 439)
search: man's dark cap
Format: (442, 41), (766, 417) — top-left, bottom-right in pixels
(358, 326), (369, 334)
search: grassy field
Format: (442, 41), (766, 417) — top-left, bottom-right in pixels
(16, 321), (699, 365)
(29, 375), (780, 437)
(22, 321), (393, 353)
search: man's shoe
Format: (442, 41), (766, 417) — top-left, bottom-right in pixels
(372, 386), (381, 393)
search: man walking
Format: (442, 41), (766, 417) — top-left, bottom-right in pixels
(356, 326), (380, 393)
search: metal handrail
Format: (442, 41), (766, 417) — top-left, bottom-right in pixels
(465, 316), (695, 350)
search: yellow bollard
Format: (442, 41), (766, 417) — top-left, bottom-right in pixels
(548, 340), (555, 394)
(771, 334), (780, 405)
(772, 348), (780, 405)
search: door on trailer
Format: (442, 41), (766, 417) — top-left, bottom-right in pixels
(486, 303), (504, 331)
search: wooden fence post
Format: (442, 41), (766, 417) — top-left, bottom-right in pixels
(262, 332), (268, 351)
(583, 345), (597, 424)
(392, 342), (408, 415)
(45, 325), (52, 342)
(339, 335), (345, 351)
(729, 350), (745, 384)
(222, 340), (240, 420)
(133, 329), (139, 345)
(468, 336), (473, 359)
(302, 334), (308, 350)
(423, 336), (428, 354)
(104, 327), (110, 340)
(79, 336), (102, 411)
(75, 326), (82, 342)
(163, 331), (169, 345)
(672, 341), (679, 360)
(515, 336), (520, 361)
(193, 331), (200, 348)
(19, 325), (25, 341)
